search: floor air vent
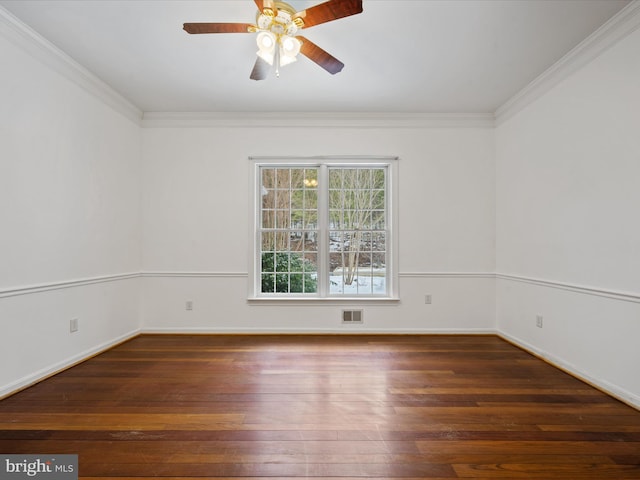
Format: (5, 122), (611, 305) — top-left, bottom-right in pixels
(342, 309), (363, 324)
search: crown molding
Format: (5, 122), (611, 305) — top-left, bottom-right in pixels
(495, 0), (640, 125)
(141, 111), (495, 129)
(0, 6), (142, 125)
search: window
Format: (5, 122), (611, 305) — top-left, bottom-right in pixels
(250, 157), (398, 300)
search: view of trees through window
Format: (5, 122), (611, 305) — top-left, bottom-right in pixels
(260, 167), (318, 294)
(259, 165), (387, 296)
(328, 167), (386, 294)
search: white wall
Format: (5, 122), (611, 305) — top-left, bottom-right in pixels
(4, 3), (639, 410)
(0, 26), (142, 396)
(140, 123), (496, 332)
(496, 27), (640, 406)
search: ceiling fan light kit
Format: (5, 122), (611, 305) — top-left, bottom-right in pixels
(183, 0), (363, 80)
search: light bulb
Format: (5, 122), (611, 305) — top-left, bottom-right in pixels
(278, 35), (301, 66)
(257, 31), (275, 50)
(281, 35), (301, 56)
(256, 31), (276, 65)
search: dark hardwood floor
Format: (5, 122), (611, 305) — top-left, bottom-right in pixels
(1, 334), (639, 479)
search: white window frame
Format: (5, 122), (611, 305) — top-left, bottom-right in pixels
(248, 156), (399, 302)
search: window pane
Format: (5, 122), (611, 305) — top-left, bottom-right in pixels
(262, 188), (275, 209)
(328, 169), (342, 189)
(291, 169), (304, 189)
(274, 231), (288, 251)
(261, 210), (274, 229)
(371, 210), (385, 229)
(290, 232), (304, 251)
(372, 189), (385, 209)
(274, 209), (288, 230)
(261, 232), (275, 252)
(305, 253), (317, 271)
(327, 166), (387, 296)
(275, 253), (289, 272)
(291, 210), (304, 229)
(275, 273), (289, 292)
(357, 169), (371, 189)
(291, 190), (304, 210)
(304, 189), (317, 209)
(262, 169), (275, 189)
(276, 189), (290, 211)
(304, 210), (318, 229)
(276, 169), (290, 188)
(262, 273), (275, 293)
(259, 166), (319, 295)
(261, 252), (274, 272)
(371, 251), (386, 269)
(372, 169), (385, 188)
(304, 169), (318, 189)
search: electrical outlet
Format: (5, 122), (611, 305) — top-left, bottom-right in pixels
(186, 300), (193, 311)
(536, 315), (543, 328)
(70, 318), (79, 333)
(424, 294), (432, 304)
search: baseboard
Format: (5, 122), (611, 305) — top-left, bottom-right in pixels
(498, 331), (640, 411)
(0, 329), (141, 400)
(141, 327), (497, 335)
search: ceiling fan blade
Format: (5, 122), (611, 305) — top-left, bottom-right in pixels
(294, 0), (363, 28)
(183, 23), (254, 34)
(254, 0), (276, 13)
(298, 36), (344, 75)
(250, 56), (272, 81)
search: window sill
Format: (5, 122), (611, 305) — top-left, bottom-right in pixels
(247, 296), (400, 305)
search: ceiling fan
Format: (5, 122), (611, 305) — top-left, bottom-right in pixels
(183, 0), (363, 80)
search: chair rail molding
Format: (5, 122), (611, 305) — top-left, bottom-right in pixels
(496, 273), (640, 304)
(0, 273), (140, 298)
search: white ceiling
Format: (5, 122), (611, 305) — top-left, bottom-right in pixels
(0, 0), (631, 114)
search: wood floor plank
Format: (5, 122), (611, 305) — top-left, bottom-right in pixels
(453, 463), (640, 479)
(1, 334), (639, 479)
